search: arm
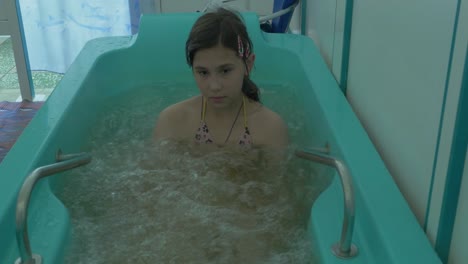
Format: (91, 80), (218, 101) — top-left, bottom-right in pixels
(153, 105), (185, 141)
(249, 108), (290, 169)
(153, 108), (172, 141)
(269, 115), (289, 149)
(257, 111), (289, 149)
(143, 105), (185, 170)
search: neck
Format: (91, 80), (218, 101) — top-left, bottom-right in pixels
(205, 96), (244, 119)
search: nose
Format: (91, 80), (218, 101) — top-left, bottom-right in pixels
(207, 75), (222, 92)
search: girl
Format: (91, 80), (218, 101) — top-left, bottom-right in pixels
(154, 7), (289, 149)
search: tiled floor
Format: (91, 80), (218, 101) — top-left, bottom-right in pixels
(0, 36), (63, 102)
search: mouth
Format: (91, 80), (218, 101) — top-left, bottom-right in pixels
(209, 96), (226, 102)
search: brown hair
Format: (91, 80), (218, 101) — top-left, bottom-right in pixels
(185, 8), (260, 102)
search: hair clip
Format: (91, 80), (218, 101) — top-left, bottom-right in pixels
(238, 35), (244, 58)
(245, 42), (250, 58)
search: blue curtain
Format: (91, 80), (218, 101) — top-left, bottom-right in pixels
(19, 0), (140, 73)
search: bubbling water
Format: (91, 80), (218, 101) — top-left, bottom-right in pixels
(55, 83), (331, 264)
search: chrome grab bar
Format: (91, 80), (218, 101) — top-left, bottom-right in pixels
(295, 148), (358, 259)
(259, 0), (300, 23)
(15, 150), (92, 264)
(201, 0), (300, 23)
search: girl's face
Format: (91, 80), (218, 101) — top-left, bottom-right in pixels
(192, 43), (254, 109)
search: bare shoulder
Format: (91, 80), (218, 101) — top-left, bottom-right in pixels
(250, 103), (289, 148)
(255, 106), (287, 128)
(158, 97), (197, 119)
(154, 96), (200, 140)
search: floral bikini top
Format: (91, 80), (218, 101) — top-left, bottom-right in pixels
(195, 96), (252, 147)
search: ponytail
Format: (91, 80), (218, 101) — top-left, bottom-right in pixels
(242, 76), (260, 102)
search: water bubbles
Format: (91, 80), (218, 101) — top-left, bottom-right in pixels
(54, 83), (330, 264)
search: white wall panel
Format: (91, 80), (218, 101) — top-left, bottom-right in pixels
(346, 0), (459, 226)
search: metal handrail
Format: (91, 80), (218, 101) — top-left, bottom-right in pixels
(295, 148), (358, 259)
(201, 0), (300, 23)
(259, 0), (300, 23)
(201, 0), (237, 12)
(15, 150), (92, 264)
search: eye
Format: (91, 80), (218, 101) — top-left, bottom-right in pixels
(197, 70), (208, 77)
(222, 68), (232, 74)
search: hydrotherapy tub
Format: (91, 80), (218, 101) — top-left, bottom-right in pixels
(0, 12), (441, 263)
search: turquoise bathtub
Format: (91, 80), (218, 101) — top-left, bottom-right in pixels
(0, 12), (441, 263)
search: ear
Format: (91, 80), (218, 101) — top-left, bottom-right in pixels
(245, 53), (256, 75)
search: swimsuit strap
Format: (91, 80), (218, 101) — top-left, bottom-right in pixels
(198, 96), (249, 145)
(242, 96), (248, 128)
(224, 101), (243, 143)
(201, 96), (246, 125)
(201, 96), (207, 121)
